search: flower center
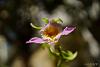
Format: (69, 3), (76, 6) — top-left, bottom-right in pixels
(41, 22), (62, 38)
(44, 25), (60, 37)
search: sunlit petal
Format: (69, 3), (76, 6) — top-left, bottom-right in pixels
(62, 27), (76, 35)
(26, 37), (44, 44)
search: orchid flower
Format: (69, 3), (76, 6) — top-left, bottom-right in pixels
(26, 18), (76, 45)
(26, 18), (77, 67)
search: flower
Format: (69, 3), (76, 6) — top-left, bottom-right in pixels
(26, 19), (76, 45)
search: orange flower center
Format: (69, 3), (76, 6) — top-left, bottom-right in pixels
(41, 23), (62, 38)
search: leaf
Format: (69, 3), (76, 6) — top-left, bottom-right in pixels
(30, 23), (42, 29)
(42, 18), (49, 23)
(61, 51), (78, 61)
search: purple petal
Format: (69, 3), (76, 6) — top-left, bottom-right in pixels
(61, 26), (76, 35)
(40, 23), (50, 33)
(55, 27), (76, 40)
(26, 37), (44, 44)
(55, 33), (62, 40)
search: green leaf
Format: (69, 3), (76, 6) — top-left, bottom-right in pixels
(66, 50), (73, 56)
(42, 18), (49, 23)
(52, 18), (63, 23)
(61, 51), (78, 61)
(30, 23), (42, 29)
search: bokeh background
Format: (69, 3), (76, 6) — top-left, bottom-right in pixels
(0, 0), (100, 67)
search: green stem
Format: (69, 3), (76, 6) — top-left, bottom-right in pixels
(57, 45), (63, 67)
(57, 59), (63, 67)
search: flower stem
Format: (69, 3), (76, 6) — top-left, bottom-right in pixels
(56, 45), (63, 67)
(57, 59), (63, 67)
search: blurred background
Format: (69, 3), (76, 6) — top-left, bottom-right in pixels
(0, 0), (100, 67)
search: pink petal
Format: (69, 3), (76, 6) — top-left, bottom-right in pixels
(55, 27), (76, 40)
(61, 26), (76, 35)
(26, 37), (44, 44)
(55, 33), (62, 40)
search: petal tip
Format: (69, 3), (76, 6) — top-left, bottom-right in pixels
(61, 26), (76, 35)
(26, 41), (30, 43)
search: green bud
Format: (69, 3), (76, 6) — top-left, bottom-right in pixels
(42, 18), (49, 23)
(52, 18), (63, 23)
